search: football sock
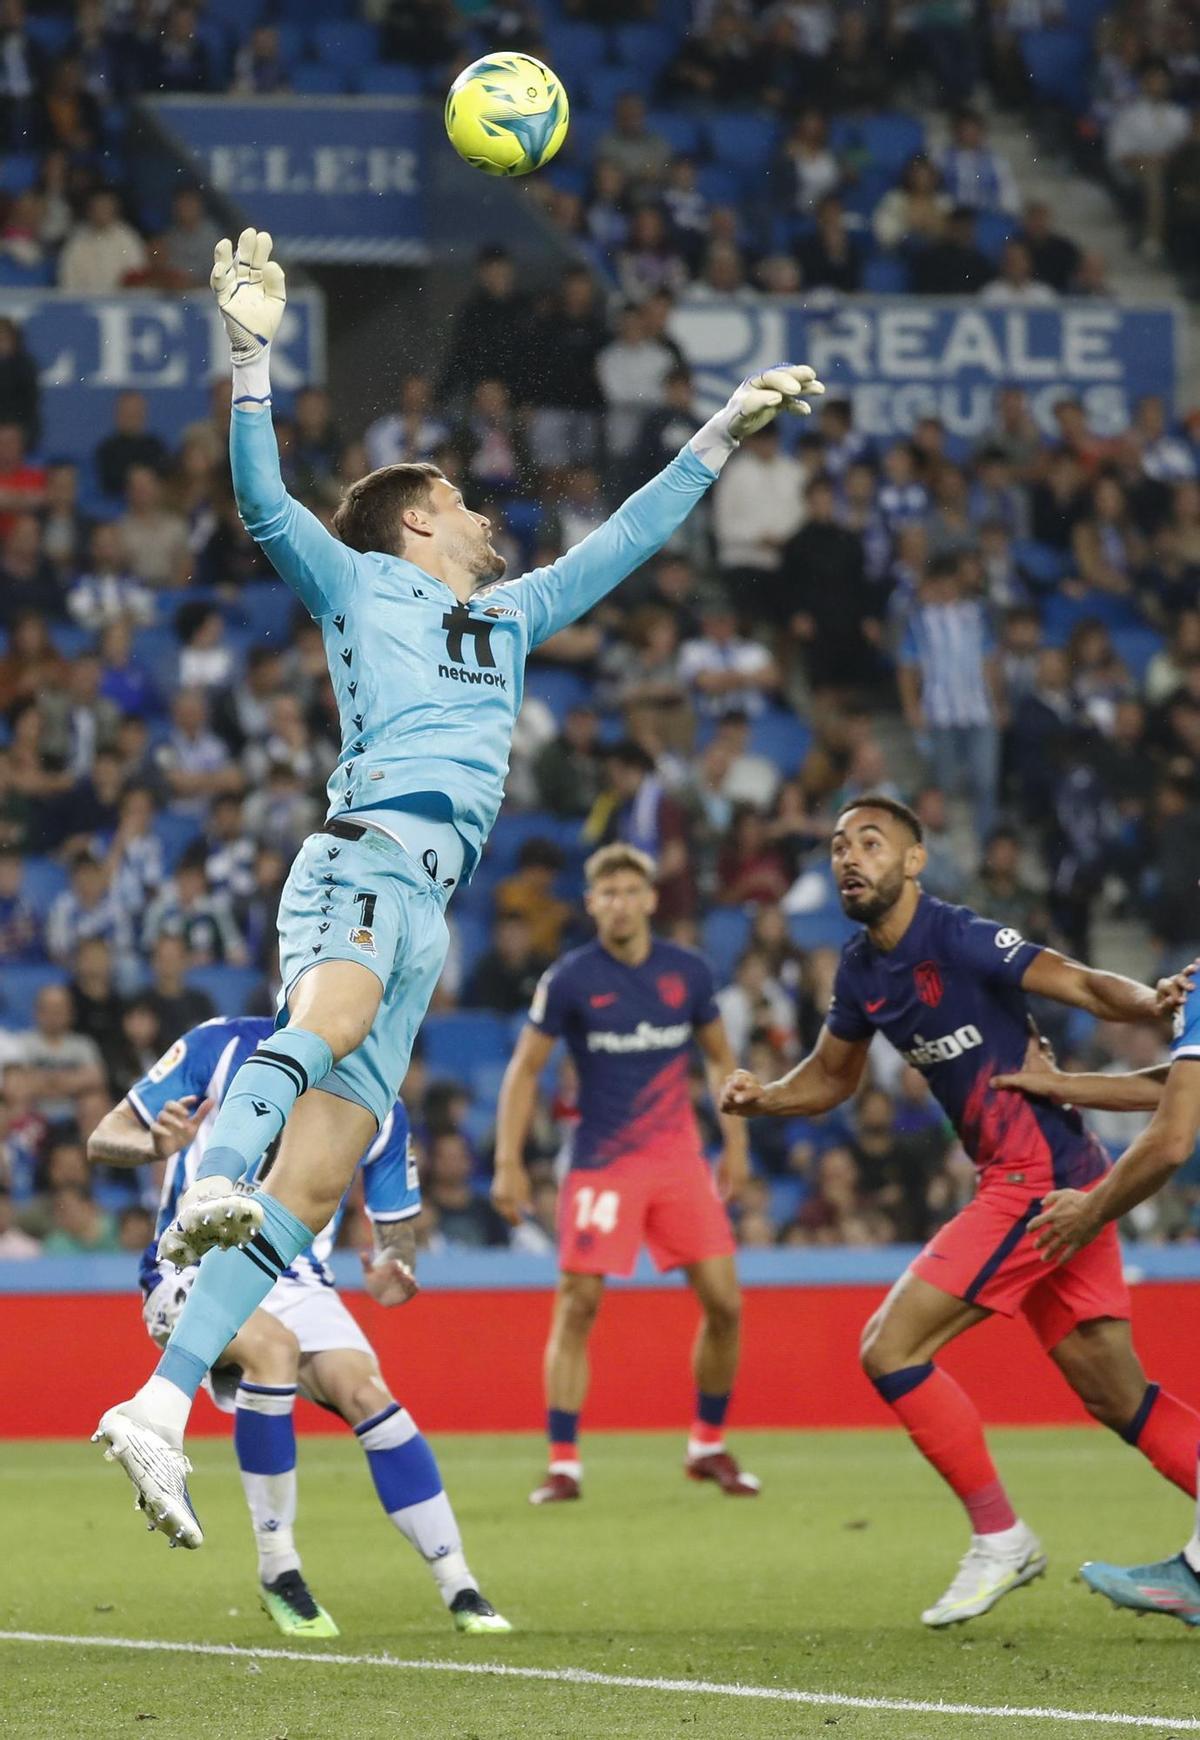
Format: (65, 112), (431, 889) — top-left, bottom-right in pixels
(688, 1390), (730, 1459)
(547, 1407), (580, 1474)
(234, 1383), (300, 1582)
(194, 1027), (333, 1184)
(1120, 1383), (1200, 1496)
(873, 1364), (1017, 1536)
(356, 1402), (474, 1606)
(151, 1195), (314, 1408)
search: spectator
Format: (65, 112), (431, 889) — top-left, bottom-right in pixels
(105, 781), (164, 915)
(0, 513), (61, 624)
(828, 6), (891, 112)
(142, 840), (247, 966)
(1107, 57), (1190, 259)
(42, 1182), (119, 1254)
(615, 206), (689, 305)
(115, 465), (189, 589)
(45, 851), (131, 968)
(678, 600), (780, 719)
(363, 373), (451, 471)
(159, 186), (219, 284)
(967, 826), (1049, 939)
(717, 947), (796, 1059)
(909, 205), (993, 295)
(464, 914), (548, 1014)
(980, 239), (1057, 305)
(715, 810), (790, 910)
(898, 554), (1005, 839)
(0, 317), (39, 447)
(68, 936), (130, 1093)
(426, 1131), (509, 1247)
(0, 843), (40, 960)
(142, 933), (215, 1036)
(203, 791), (256, 908)
(39, 652), (121, 780)
(175, 602), (234, 692)
(780, 474), (881, 689)
(713, 424), (806, 606)
(2, 983), (104, 1123)
(873, 153), (951, 254)
(780, 108), (841, 214)
(585, 158), (630, 253)
(148, 3), (210, 92)
(524, 268), (607, 469)
(534, 704), (604, 818)
(57, 188), (146, 293)
(597, 93), (673, 196)
(94, 391), (168, 497)
(911, 786), (966, 904)
(453, 379), (528, 495)
(0, 1183), (39, 1257)
(154, 688), (239, 816)
(438, 248), (528, 404)
(797, 195), (862, 292)
(67, 523), (155, 631)
(494, 840), (572, 958)
(603, 740), (695, 923)
(1071, 476), (1143, 597)
(232, 23), (290, 94)
(1021, 200), (1082, 294)
(937, 107), (1020, 214)
(0, 421), (45, 531)
(0, 0), (43, 150)
(596, 302), (678, 459)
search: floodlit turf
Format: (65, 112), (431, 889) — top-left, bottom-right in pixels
(2, 1429), (1198, 1739)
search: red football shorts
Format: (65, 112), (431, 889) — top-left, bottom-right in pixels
(912, 1178), (1130, 1351)
(557, 1150), (735, 1277)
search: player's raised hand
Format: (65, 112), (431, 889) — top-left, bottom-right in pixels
(1029, 1188), (1101, 1264)
(211, 227), (287, 363)
(360, 1249), (420, 1307)
(1154, 961), (1196, 1018)
(150, 1095), (214, 1160)
(490, 1159), (532, 1226)
(726, 365), (826, 440)
(719, 1070), (767, 1116)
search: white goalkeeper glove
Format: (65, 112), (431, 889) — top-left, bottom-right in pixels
(690, 364), (825, 473)
(211, 226), (287, 406)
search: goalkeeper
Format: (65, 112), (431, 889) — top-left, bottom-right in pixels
(95, 228), (825, 1547)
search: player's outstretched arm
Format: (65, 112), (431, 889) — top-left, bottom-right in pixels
(215, 227), (357, 620)
(720, 1027), (869, 1119)
(509, 365), (824, 649)
(991, 1061), (1169, 1112)
(1020, 949), (1192, 1026)
(1030, 1062), (1200, 1262)
(88, 1095), (214, 1167)
(492, 1024), (556, 1223)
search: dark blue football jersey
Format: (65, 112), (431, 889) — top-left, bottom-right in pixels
(826, 894), (1108, 1190)
(528, 939), (719, 1172)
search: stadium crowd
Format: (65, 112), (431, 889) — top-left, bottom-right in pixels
(0, 0), (1199, 1263)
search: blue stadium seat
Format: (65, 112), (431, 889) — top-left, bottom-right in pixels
(748, 710), (811, 771)
(523, 663), (590, 720)
(275, 24), (306, 66)
(705, 115), (780, 176)
(696, 165), (741, 206)
(500, 497), (544, 547)
(185, 966), (266, 1019)
(47, 622), (92, 659)
(855, 112), (925, 177)
(310, 22), (379, 70)
(786, 910), (857, 952)
(291, 65), (350, 95)
(584, 63), (655, 111)
(422, 1012), (511, 1079)
(485, 811), (585, 876)
(153, 813), (202, 869)
(451, 914), (490, 983)
(862, 255), (910, 293)
(644, 109), (703, 159)
(1020, 28), (1091, 113)
(0, 155), (39, 195)
(543, 23), (612, 78)
(974, 209), (1018, 263)
(702, 908), (752, 980)
(1110, 626), (1165, 683)
(613, 23), (679, 76)
(354, 65), (424, 96)
(0, 257), (53, 287)
(24, 15), (73, 55)
(227, 583), (295, 647)
(1062, 0), (1109, 27)
(204, 0), (267, 26)
(21, 857), (69, 915)
(1011, 538), (1070, 588)
(0, 964), (65, 1030)
(196, 19), (234, 83)
(132, 627), (182, 684)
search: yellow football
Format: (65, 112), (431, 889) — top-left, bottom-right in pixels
(445, 52), (570, 178)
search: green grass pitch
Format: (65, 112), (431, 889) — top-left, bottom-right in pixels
(1, 1428), (1198, 1739)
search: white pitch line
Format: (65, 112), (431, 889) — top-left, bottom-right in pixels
(0, 1630), (1197, 1732)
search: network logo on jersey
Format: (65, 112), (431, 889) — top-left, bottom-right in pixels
(438, 604), (508, 691)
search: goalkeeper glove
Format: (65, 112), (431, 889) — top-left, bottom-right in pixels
(690, 364), (825, 473)
(211, 226), (287, 406)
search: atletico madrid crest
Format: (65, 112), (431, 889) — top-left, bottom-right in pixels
(657, 973), (687, 1009)
(914, 961), (944, 1007)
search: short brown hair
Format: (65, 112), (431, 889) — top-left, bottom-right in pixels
(584, 842), (657, 886)
(836, 793), (924, 843)
(331, 462), (444, 556)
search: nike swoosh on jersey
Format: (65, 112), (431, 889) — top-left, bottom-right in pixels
(589, 993), (618, 1007)
(866, 998), (886, 1013)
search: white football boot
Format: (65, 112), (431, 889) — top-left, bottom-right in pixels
(93, 1398), (203, 1549)
(158, 1176), (264, 1268)
(921, 1523), (1046, 1627)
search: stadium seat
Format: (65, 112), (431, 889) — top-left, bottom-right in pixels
(47, 622), (92, 659)
(787, 910), (857, 952)
(696, 165), (741, 206)
(354, 65), (424, 96)
(0, 964), (66, 1030)
(523, 663), (590, 720)
(0, 155), (39, 194)
(705, 115), (780, 176)
(862, 255), (910, 294)
(975, 210), (1018, 263)
(1109, 626), (1165, 683)
(153, 812), (202, 869)
(291, 65), (350, 95)
(584, 64), (655, 111)
(855, 112), (925, 177)
(132, 628), (181, 684)
(310, 22), (379, 71)
(24, 15), (73, 55)
(204, 0), (267, 26)
(542, 23), (612, 79)
(0, 257), (53, 287)
(1011, 539), (1070, 589)
(748, 710), (811, 772)
(184, 966), (266, 1019)
(1019, 28), (1091, 113)
(21, 857), (69, 915)
(196, 19), (234, 83)
(643, 109), (703, 159)
(702, 908), (752, 980)
(450, 914), (491, 984)
(485, 811), (585, 876)
(613, 24), (679, 76)
(227, 583), (295, 647)
(422, 1012), (511, 1080)
(1062, 0), (1109, 28)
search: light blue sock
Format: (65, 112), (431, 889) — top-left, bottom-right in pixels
(156, 1196), (313, 1399)
(194, 1027), (334, 1183)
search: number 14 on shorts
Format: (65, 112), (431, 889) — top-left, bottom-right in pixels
(574, 1186), (619, 1233)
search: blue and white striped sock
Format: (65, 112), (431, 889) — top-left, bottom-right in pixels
(234, 1382), (299, 1581)
(356, 1402), (473, 1607)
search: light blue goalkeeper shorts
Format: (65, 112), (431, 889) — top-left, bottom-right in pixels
(275, 821), (450, 1128)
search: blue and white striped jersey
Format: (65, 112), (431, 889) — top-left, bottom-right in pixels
(1171, 981), (1200, 1066)
(899, 600), (995, 729)
(132, 1016), (418, 1293)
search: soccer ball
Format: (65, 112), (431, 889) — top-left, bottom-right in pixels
(444, 52), (570, 177)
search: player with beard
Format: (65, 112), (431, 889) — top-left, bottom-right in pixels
(93, 227), (825, 1549)
(720, 794), (1197, 1628)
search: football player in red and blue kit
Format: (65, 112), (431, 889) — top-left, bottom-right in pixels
(722, 795), (1198, 1628)
(493, 842), (758, 1503)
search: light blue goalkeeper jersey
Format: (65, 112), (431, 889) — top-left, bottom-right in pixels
(230, 409), (718, 879)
